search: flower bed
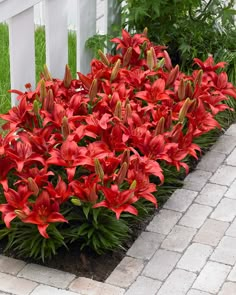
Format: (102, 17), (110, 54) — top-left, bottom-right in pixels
(0, 30), (236, 262)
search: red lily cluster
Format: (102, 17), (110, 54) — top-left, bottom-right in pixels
(0, 29), (235, 239)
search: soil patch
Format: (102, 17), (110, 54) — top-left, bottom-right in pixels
(0, 211), (155, 282)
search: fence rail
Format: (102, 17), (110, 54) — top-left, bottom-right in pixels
(0, 0), (119, 105)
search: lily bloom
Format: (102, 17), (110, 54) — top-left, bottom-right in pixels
(23, 190), (68, 238)
(0, 185), (32, 228)
(93, 184), (138, 219)
(193, 56), (226, 72)
(47, 139), (93, 181)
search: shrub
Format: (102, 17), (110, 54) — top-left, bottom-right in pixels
(0, 30), (235, 261)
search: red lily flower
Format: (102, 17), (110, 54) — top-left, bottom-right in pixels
(45, 176), (71, 204)
(6, 141), (45, 172)
(47, 139), (93, 181)
(0, 97), (33, 130)
(0, 185), (32, 228)
(0, 157), (16, 191)
(93, 184), (138, 219)
(69, 175), (99, 203)
(23, 190), (68, 238)
(193, 56), (226, 72)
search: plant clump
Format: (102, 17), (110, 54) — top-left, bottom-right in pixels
(0, 30), (235, 261)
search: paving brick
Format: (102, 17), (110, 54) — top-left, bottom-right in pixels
(210, 236), (236, 265)
(69, 277), (124, 295)
(226, 218), (236, 237)
(210, 165), (236, 186)
(142, 249), (181, 281)
(0, 293), (12, 295)
(0, 272), (37, 295)
(225, 124), (236, 136)
(127, 231), (165, 260)
(157, 269), (197, 295)
(226, 147), (236, 166)
(0, 255), (26, 275)
(228, 264), (236, 281)
(177, 243), (213, 273)
(146, 209), (182, 235)
(187, 290), (211, 295)
(225, 179), (236, 199)
(18, 263), (75, 289)
(163, 189), (197, 212)
(219, 282), (236, 295)
(193, 219), (229, 246)
(161, 225), (196, 252)
(31, 285), (79, 295)
(179, 204), (212, 229)
(195, 183), (227, 207)
(210, 198), (236, 222)
(192, 261), (231, 294)
(197, 151), (226, 172)
(125, 276), (161, 295)
(183, 170), (212, 191)
(105, 257), (144, 288)
(211, 135), (236, 154)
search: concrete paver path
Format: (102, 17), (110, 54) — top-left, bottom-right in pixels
(1, 124), (236, 294)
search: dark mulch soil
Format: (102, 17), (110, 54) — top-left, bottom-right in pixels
(0, 211), (155, 282)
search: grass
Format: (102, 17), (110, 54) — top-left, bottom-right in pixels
(0, 23), (77, 114)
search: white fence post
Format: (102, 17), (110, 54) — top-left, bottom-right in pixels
(77, 0), (96, 74)
(44, 0), (68, 78)
(8, 7), (35, 105)
(104, 0), (121, 35)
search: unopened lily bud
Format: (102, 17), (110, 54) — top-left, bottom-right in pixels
(78, 72), (92, 89)
(178, 79), (186, 101)
(185, 81), (193, 98)
(33, 100), (40, 116)
(94, 158), (104, 182)
(194, 69), (203, 86)
(63, 64), (73, 88)
(151, 47), (157, 68)
(129, 180), (137, 190)
(217, 72), (228, 89)
(62, 116), (70, 139)
(71, 197), (81, 206)
(117, 162), (128, 185)
(123, 47), (132, 67)
(114, 100), (122, 119)
(143, 27), (148, 36)
(121, 150), (130, 166)
(40, 79), (47, 102)
(43, 89), (54, 112)
(89, 78), (98, 102)
(166, 65), (179, 86)
(124, 102), (132, 122)
(178, 98), (194, 122)
(98, 50), (110, 66)
(155, 117), (165, 135)
(89, 184), (98, 203)
(166, 110), (172, 130)
(43, 64), (52, 81)
(188, 98), (197, 112)
(163, 50), (173, 71)
(110, 59), (121, 81)
(157, 58), (165, 69)
(147, 50), (154, 70)
(28, 177), (39, 195)
(15, 210), (27, 220)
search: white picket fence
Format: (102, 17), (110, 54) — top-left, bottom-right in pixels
(0, 0), (120, 105)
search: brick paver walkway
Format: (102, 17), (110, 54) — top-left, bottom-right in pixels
(1, 124), (236, 295)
